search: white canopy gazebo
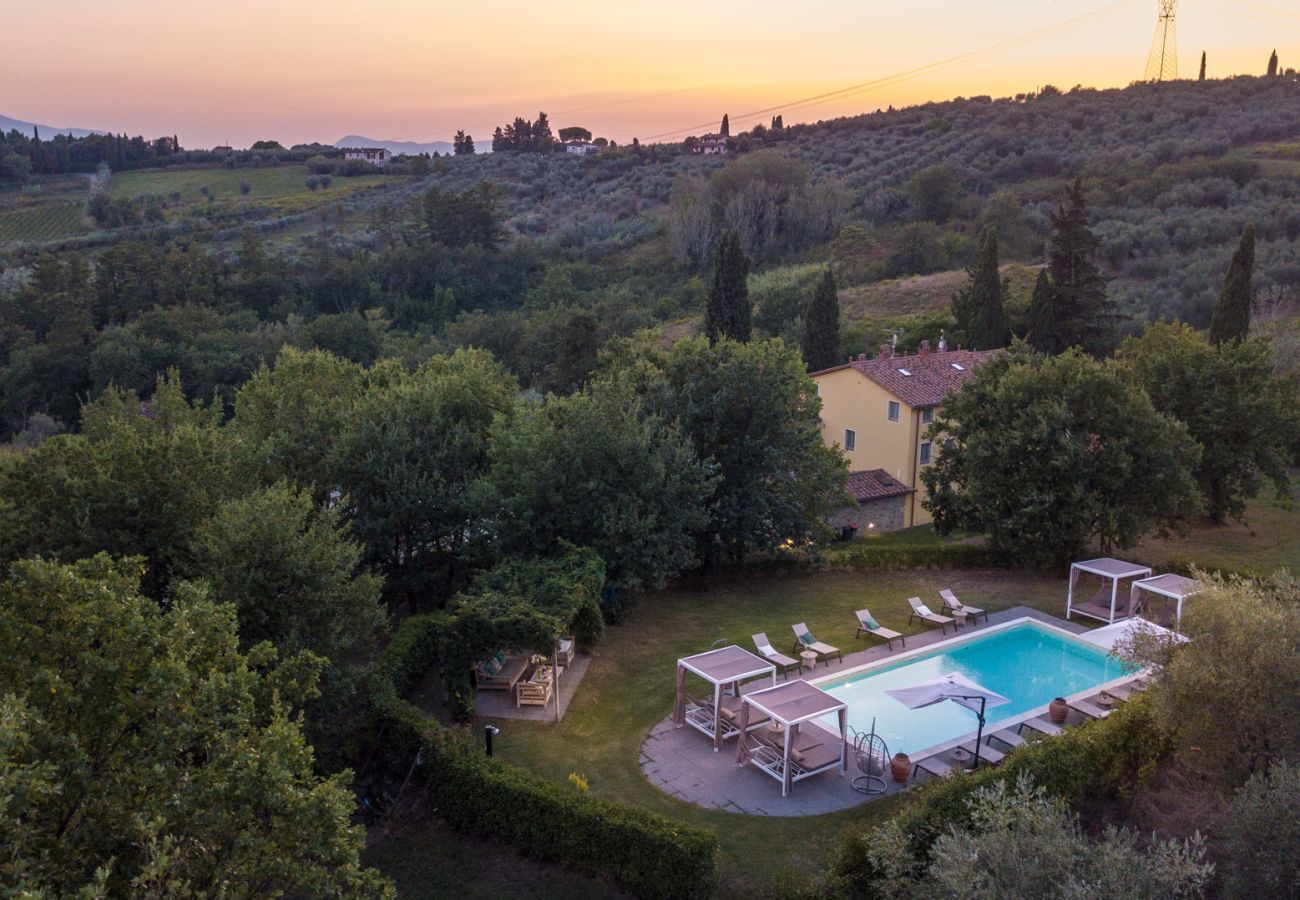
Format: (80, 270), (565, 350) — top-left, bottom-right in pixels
(672, 645), (777, 751)
(1066, 557), (1153, 624)
(1129, 573), (1202, 628)
(734, 680), (847, 796)
(1078, 616), (1188, 651)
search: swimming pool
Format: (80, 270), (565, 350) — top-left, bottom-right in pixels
(814, 618), (1136, 757)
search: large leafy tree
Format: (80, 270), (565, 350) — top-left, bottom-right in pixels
(231, 346), (365, 500)
(332, 348), (517, 608)
(0, 372), (237, 600)
(1208, 222), (1255, 346)
(923, 342), (1199, 568)
(0, 555), (392, 897)
(952, 227), (1007, 350)
(195, 482), (387, 739)
(481, 377), (715, 592)
(1145, 572), (1300, 785)
(618, 336), (848, 568)
(1120, 323), (1297, 522)
(1028, 179), (1114, 357)
(802, 267), (842, 371)
(705, 231), (752, 345)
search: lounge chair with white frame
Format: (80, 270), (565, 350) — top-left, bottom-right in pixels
(854, 609), (905, 650)
(752, 633), (800, 678)
(939, 588), (989, 624)
(790, 623), (843, 665)
(906, 597), (954, 633)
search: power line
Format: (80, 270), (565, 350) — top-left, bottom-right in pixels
(643, 0), (1139, 140)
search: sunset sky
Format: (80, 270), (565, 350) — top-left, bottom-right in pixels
(4, 0), (1295, 148)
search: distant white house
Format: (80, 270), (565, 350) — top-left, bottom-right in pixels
(343, 147), (392, 167)
(564, 141), (597, 156)
(695, 134), (727, 155)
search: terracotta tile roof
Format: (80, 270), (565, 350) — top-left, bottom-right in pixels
(813, 348), (1000, 408)
(846, 469), (912, 502)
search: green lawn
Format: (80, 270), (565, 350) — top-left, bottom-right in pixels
(378, 496), (1299, 897)
(485, 567), (1065, 895)
(364, 817), (620, 900)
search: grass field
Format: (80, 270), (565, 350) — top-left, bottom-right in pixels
(838, 262), (1040, 326)
(368, 492), (1300, 898)
(109, 165), (390, 206)
(483, 566), (1065, 896)
(0, 176), (93, 246)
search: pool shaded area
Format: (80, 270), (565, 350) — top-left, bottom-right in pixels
(817, 621), (1133, 757)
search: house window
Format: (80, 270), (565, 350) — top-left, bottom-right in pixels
(844, 429), (856, 451)
(887, 401), (900, 422)
(920, 441), (933, 465)
(921, 408), (934, 425)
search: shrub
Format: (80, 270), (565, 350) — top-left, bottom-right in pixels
(1219, 761), (1300, 897)
(368, 613), (720, 899)
(836, 692), (1169, 895)
(425, 730), (718, 899)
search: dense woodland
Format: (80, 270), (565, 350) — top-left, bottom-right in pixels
(2, 74), (1300, 897)
(1, 76), (1297, 443)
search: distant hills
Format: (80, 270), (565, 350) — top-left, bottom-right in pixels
(1, 114), (103, 139)
(334, 135), (459, 156)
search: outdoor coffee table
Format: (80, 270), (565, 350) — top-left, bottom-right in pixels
(800, 650), (818, 672)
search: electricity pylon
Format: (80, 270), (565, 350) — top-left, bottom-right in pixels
(1145, 0), (1178, 81)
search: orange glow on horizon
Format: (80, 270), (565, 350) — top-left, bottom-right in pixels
(3, 0), (1294, 147)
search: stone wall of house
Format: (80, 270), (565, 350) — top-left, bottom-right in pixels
(828, 495), (908, 537)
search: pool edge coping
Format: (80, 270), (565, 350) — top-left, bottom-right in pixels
(805, 615), (1148, 761)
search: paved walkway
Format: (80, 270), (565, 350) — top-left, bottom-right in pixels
(477, 655), (592, 723)
(639, 606), (1095, 816)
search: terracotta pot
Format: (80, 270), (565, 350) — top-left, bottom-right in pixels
(1049, 697), (1068, 724)
(890, 752), (911, 783)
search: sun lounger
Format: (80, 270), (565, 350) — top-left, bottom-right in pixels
(939, 589), (989, 624)
(791, 623), (843, 665)
(1018, 717), (1062, 737)
(747, 728), (841, 778)
(854, 609), (905, 650)
(474, 651), (530, 691)
(906, 597), (954, 633)
(988, 730), (1025, 749)
(753, 633), (800, 678)
(956, 743), (1004, 768)
(1069, 698), (1111, 719)
(912, 755), (954, 780)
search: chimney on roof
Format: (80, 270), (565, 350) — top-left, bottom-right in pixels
(919, 339), (930, 355)
(879, 344), (893, 360)
(938, 330), (947, 352)
(856, 353), (867, 362)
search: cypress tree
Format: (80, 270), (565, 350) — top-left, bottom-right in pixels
(1026, 268), (1053, 348)
(1032, 178), (1113, 356)
(1267, 50), (1278, 76)
(705, 231), (751, 345)
(1209, 223), (1255, 345)
(720, 114), (730, 137)
(954, 227), (1006, 350)
(802, 267), (841, 371)
(1198, 51), (1206, 81)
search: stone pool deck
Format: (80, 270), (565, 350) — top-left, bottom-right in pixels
(639, 606), (1104, 816)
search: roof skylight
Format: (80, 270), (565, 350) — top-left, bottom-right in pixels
(950, 363), (965, 370)
(897, 368), (912, 376)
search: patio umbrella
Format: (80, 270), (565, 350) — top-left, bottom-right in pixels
(885, 672), (1010, 768)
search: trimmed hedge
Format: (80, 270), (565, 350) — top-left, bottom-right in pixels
(836, 691), (1169, 895)
(821, 541), (1006, 571)
(369, 614), (720, 899)
(426, 729), (717, 899)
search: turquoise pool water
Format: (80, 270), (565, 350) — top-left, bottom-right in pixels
(817, 620), (1133, 756)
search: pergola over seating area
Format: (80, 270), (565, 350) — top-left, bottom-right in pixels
(672, 646), (777, 751)
(735, 680), (848, 797)
(1066, 557), (1153, 625)
(1130, 573), (1202, 628)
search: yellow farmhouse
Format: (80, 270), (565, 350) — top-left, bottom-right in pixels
(811, 342), (998, 533)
